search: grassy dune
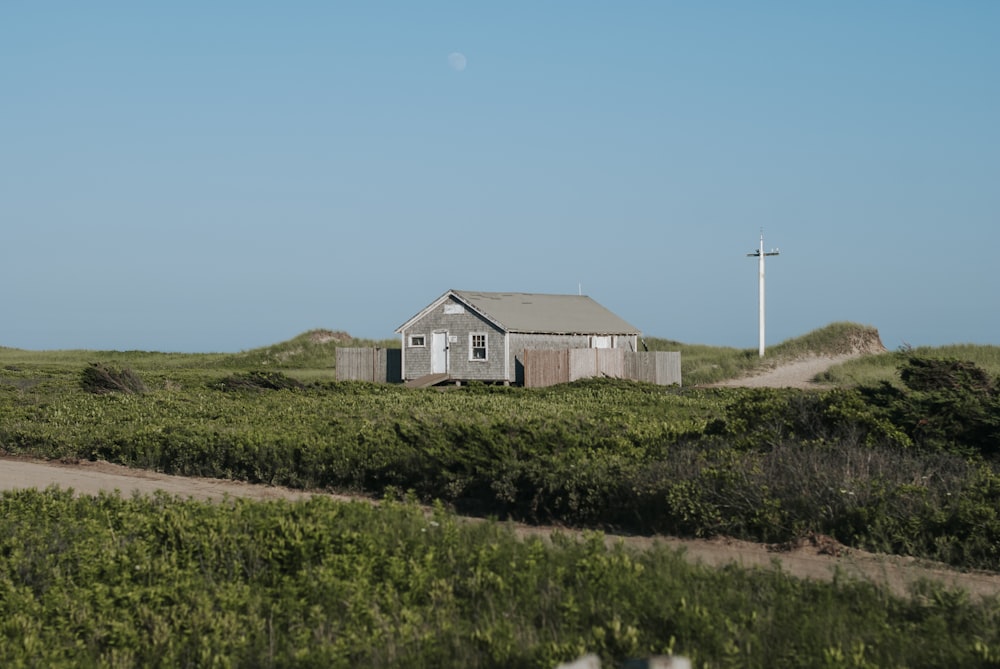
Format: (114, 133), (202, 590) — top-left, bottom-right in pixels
(646, 321), (887, 386)
(5, 322), (998, 389)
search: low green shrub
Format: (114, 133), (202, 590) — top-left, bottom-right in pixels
(3, 489), (1000, 668)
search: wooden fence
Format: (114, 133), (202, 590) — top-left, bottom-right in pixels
(521, 349), (681, 388)
(335, 347), (401, 383)
(624, 350), (682, 386)
(335, 347), (680, 388)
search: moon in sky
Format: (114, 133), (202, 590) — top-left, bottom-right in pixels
(448, 52), (467, 72)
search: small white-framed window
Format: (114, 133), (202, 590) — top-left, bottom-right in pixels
(469, 333), (487, 361)
(590, 335), (612, 349)
(408, 334), (426, 347)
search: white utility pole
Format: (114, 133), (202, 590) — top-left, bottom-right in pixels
(747, 231), (780, 357)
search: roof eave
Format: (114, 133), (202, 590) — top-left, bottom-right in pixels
(394, 290), (457, 333)
(395, 289), (510, 334)
(509, 329), (642, 336)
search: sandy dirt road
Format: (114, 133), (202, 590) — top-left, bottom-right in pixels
(0, 456), (319, 502)
(709, 354), (860, 389)
(4, 455), (999, 600)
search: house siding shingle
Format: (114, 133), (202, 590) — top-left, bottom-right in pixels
(400, 295), (507, 381)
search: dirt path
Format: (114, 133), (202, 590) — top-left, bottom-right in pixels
(709, 353), (859, 389)
(3, 455), (999, 600)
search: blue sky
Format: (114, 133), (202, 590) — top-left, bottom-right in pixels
(3, 2), (998, 352)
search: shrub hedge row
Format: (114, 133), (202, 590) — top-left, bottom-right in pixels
(2, 358), (1000, 571)
(3, 488), (1000, 668)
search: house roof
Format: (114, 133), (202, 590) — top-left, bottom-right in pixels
(397, 290), (641, 335)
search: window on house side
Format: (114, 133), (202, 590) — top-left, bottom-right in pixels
(409, 335), (425, 347)
(470, 333), (487, 360)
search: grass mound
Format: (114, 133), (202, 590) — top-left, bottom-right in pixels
(771, 322), (885, 358)
(210, 329), (398, 370)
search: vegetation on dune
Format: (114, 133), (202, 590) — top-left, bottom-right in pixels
(0, 347), (228, 371)
(0, 328), (398, 377)
(768, 321), (885, 358)
(822, 342), (1000, 388)
(3, 488), (1000, 669)
(208, 328), (398, 372)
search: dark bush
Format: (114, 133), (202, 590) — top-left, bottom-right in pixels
(862, 356), (1000, 456)
(900, 356), (996, 394)
(706, 387), (909, 451)
(217, 371), (305, 392)
(80, 363), (147, 395)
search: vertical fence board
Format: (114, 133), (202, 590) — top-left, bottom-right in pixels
(524, 349), (570, 387)
(336, 348), (372, 382)
(596, 348), (624, 379)
(622, 351), (681, 385)
(623, 352), (650, 383)
(336, 348), (401, 383)
(568, 349), (596, 381)
(655, 351), (682, 386)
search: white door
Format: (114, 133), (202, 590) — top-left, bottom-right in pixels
(431, 332), (448, 374)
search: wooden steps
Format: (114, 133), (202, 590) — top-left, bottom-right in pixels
(404, 373), (451, 388)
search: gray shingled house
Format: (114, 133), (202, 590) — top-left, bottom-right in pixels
(395, 289), (642, 385)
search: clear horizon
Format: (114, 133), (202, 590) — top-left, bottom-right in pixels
(4, 3), (998, 353)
